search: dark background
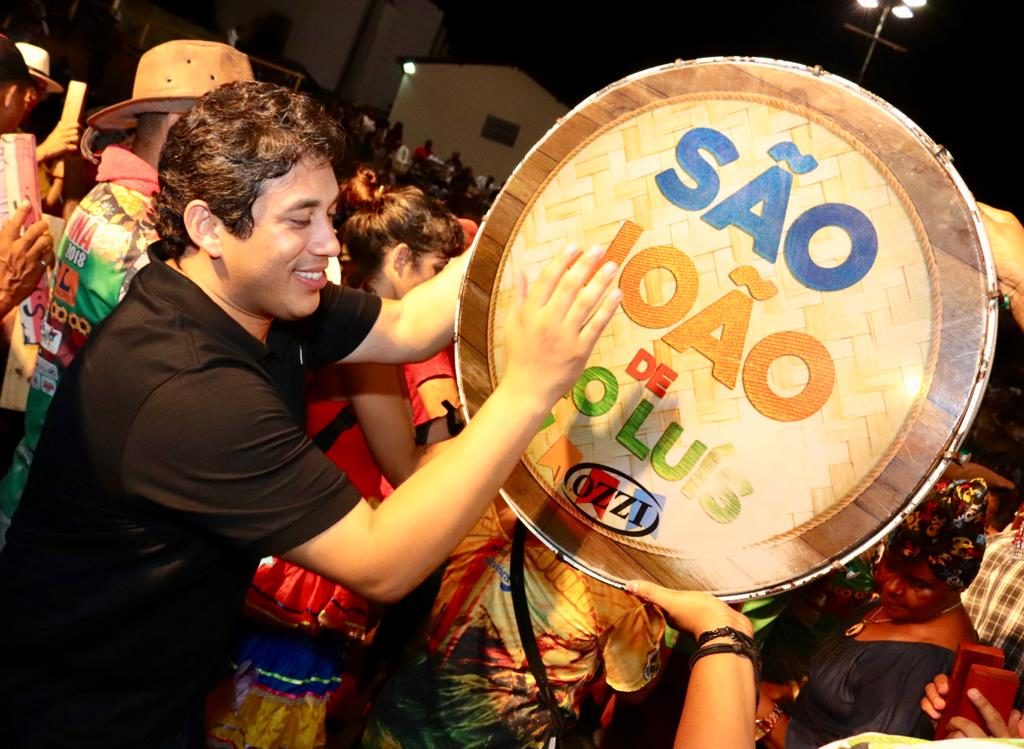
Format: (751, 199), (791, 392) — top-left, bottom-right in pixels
(146, 0), (1023, 213)
(440, 0), (1024, 217)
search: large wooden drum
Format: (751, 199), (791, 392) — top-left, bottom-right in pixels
(455, 58), (998, 600)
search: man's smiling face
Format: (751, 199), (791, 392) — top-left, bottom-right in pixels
(215, 158), (341, 324)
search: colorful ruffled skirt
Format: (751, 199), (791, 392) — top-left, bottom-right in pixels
(206, 622), (346, 749)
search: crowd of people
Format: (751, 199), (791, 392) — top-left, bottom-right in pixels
(2, 31), (1024, 749)
(335, 107), (500, 224)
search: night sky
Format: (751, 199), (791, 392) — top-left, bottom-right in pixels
(441, 0), (1024, 216)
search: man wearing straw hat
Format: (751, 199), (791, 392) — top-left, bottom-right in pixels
(0, 36), (33, 135)
(0, 39), (253, 546)
(15, 41), (79, 163)
(15, 42), (63, 102)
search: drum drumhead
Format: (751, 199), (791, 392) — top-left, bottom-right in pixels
(455, 58), (998, 600)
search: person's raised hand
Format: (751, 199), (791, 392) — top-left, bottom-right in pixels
(978, 202), (1024, 331)
(501, 244), (621, 409)
(0, 205), (55, 313)
(920, 672), (950, 722)
(36, 120), (81, 163)
(945, 687), (1024, 739)
(626, 580), (752, 640)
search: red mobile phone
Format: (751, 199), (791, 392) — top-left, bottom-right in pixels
(937, 665), (1019, 739)
(935, 642), (1005, 738)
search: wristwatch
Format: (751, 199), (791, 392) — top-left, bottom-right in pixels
(754, 703), (785, 740)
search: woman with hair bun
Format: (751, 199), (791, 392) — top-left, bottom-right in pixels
(338, 167), (466, 432)
(339, 167), (465, 293)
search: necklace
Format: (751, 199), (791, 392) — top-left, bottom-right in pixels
(844, 601), (962, 637)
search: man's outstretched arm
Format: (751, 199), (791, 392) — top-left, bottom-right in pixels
(343, 251), (469, 365)
(286, 246), (621, 601)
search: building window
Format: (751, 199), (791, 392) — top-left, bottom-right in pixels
(481, 115), (519, 147)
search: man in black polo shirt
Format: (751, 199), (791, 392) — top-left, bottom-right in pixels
(0, 81), (622, 748)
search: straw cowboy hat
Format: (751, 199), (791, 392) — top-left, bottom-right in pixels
(88, 39), (252, 130)
(15, 42), (63, 95)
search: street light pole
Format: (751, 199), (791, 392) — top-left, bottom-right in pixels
(857, 4), (892, 84)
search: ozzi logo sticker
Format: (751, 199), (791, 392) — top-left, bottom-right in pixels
(562, 463), (664, 537)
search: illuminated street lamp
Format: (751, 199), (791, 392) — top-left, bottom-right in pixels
(852, 0), (926, 84)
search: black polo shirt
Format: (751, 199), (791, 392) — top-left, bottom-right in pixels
(0, 246), (381, 748)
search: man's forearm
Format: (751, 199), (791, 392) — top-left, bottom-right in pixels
(284, 377), (552, 602)
(343, 252), (469, 364)
(357, 379), (547, 597)
(388, 252), (468, 359)
(292, 243), (620, 599)
(676, 651), (757, 749)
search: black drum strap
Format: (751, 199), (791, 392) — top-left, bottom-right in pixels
(311, 403), (358, 452)
(511, 521), (566, 747)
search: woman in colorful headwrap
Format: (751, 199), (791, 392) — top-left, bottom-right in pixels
(754, 478), (989, 749)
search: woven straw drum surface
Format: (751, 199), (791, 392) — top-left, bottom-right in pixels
(455, 58), (997, 599)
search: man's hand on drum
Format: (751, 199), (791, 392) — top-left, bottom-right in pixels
(978, 202), (1024, 330)
(502, 245), (621, 409)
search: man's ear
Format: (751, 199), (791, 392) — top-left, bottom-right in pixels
(182, 200), (225, 259)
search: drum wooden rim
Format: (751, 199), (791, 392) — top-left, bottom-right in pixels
(455, 57), (998, 600)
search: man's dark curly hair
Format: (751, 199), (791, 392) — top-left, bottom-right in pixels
(153, 80), (344, 260)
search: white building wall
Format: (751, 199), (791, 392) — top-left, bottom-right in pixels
(342, 0), (442, 109)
